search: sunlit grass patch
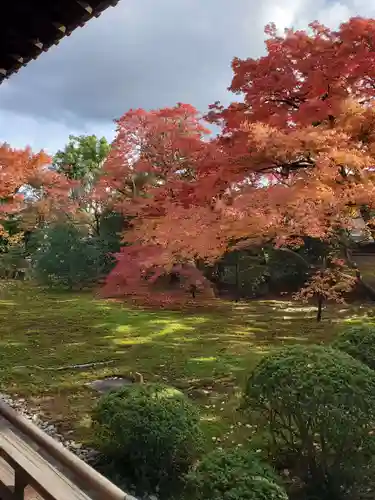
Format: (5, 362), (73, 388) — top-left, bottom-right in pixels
(0, 281), (371, 447)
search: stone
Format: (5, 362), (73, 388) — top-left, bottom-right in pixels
(87, 376), (134, 394)
(189, 388), (210, 398)
(44, 424), (56, 433)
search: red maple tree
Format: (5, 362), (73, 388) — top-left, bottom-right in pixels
(100, 104), (221, 303)
(102, 17), (375, 309)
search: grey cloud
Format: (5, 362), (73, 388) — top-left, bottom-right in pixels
(0, 0), (374, 134)
(0, 0), (273, 127)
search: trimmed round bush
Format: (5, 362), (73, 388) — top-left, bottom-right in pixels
(92, 383), (204, 494)
(332, 324), (375, 370)
(242, 345), (375, 498)
(184, 448), (288, 500)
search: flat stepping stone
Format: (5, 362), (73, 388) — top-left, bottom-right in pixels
(87, 376), (134, 394)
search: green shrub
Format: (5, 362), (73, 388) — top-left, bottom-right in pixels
(33, 223), (111, 290)
(332, 324), (375, 370)
(242, 345), (375, 499)
(184, 448), (288, 500)
(92, 383), (204, 494)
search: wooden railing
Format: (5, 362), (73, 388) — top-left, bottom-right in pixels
(0, 398), (136, 500)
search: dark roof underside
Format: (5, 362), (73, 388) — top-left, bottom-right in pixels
(0, 0), (119, 84)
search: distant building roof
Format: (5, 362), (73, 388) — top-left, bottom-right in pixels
(0, 0), (119, 84)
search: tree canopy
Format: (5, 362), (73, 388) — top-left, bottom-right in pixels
(101, 17), (375, 305)
(4, 16), (375, 310)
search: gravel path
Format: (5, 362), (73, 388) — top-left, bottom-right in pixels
(0, 393), (159, 500)
(0, 392), (98, 463)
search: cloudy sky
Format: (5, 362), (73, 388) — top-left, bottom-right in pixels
(0, 0), (374, 155)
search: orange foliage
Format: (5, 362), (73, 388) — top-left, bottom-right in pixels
(100, 104), (219, 300)
(102, 17), (375, 303)
(0, 143), (74, 230)
(97, 103), (219, 210)
(0, 144), (49, 212)
(294, 264), (356, 304)
(209, 17), (375, 130)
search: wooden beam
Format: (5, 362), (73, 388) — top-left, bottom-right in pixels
(52, 23), (67, 34)
(0, 400), (135, 500)
(0, 0), (120, 83)
(32, 40), (44, 50)
(77, 1), (94, 15)
(10, 55), (23, 64)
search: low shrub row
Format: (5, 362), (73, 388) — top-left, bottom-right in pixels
(91, 382), (287, 499)
(91, 322), (375, 500)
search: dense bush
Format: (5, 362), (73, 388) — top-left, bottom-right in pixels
(332, 324), (375, 370)
(184, 448), (288, 500)
(242, 345), (375, 499)
(33, 223), (112, 289)
(92, 383), (204, 495)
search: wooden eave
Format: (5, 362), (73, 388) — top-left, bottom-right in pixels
(0, 0), (120, 84)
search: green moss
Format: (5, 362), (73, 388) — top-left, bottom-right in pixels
(0, 281), (371, 446)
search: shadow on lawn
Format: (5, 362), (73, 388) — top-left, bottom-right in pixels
(0, 281), (372, 444)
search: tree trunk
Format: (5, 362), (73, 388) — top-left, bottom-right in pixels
(316, 256), (327, 322)
(235, 254), (240, 302)
(94, 210), (101, 236)
(189, 284), (197, 299)
(316, 294), (323, 322)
